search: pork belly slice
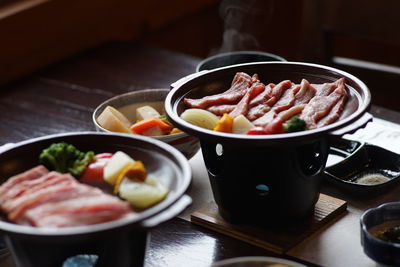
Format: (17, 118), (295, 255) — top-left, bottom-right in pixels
(312, 78), (344, 97)
(184, 72), (253, 109)
(249, 83), (275, 107)
(0, 171), (61, 205)
(317, 93), (347, 127)
(207, 104), (235, 116)
(279, 105), (306, 122)
(247, 80), (293, 121)
(247, 104), (271, 121)
(300, 78), (347, 129)
(4, 175), (84, 221)
(294, 79), (316, 105)
(0, 165), (49, 200)
(271, 84), (301, 113)
(252, 110), (277, 127)
(229, 82), (265, 118)
(24, 194), (133, 227)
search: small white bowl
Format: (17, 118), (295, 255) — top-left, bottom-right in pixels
(93, 89), (200, 159)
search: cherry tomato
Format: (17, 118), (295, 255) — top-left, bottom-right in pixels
(80, 153), (112, 182)
(263, 118), (284, 134)
(246, 127), (267, 135)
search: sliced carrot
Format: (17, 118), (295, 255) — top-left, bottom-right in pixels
(130, 118), (173, 135)
(114, 161), (147, 194)
(213, 113), (234, 133)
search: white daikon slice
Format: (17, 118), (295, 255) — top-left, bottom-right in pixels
(136, 105), (160, 121)
(232, 115), (254, 134)
(97, 106), (131, 133)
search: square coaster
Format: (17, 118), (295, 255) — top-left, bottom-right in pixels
(190, 194), (347, 254)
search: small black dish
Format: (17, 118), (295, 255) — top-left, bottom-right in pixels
(323, 138), (400, 197)
(360, 202), (400, 266)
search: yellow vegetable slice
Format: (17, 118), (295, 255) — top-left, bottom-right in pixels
(114, 161), (147, 194)
(214, 113), (234, 133)
(119, 175), (169, 209)
(180, 108), (220, 130)
(97, 106), (131, 133)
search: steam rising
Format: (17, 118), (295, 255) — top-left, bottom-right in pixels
(212, 0), (275, 54)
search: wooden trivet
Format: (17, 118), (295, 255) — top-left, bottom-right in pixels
(190, 193), (347, 254)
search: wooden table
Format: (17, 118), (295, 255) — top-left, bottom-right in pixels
(1, 40), (400, 267)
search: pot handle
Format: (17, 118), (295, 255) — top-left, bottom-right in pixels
(170, 70), (208, 89)
(329, 112), (373, 137)
(140, 194), (192, 228)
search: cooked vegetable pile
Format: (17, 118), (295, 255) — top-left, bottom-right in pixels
(39, 143), (168, 209)
(97, 104), (181, 136)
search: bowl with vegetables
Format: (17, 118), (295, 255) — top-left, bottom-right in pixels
(0, 132), (192, 267)
(165, 61), (372, 225)
(361, 202), (400, 266)
(93, 88), (200, 159)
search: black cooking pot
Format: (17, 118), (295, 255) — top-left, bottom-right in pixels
(196, 51), (286, 72)
(165, 62), (371, 225)
(0, 132), (192, 267)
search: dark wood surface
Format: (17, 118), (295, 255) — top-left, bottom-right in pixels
(1, 40), (400, 267)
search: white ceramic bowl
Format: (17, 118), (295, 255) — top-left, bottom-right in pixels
(93, 89), (200, 159)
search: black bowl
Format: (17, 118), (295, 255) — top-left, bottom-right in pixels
(196, 51), (286, 72)
(324, 138), (400, 197)
(165, 61), (371, 225)
(361, 202), (400, 266)
(0, 132), (192, 267)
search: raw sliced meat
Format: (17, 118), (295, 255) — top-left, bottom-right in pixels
(247, 81), (292, 121)
(0, 167), (135, 227)
(229, 82), (265, 117)
(317, 94), (347, 127)
(271, 84), (301, 113)
(247, 104), (271, 121)
(207, 104), (235, 116)
(249, 83), (275, 106)
(24, 194), (133, 227)
(0, 171), (61, 205)
(300, 79), (347, 129)
(294, 79), (316, 105)
(0, 165), (48, 199)
(184, 72), (253, 109)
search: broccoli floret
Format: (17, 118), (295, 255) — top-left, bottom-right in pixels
(283, 116), (307, 133)
(39, 142), (95, 178)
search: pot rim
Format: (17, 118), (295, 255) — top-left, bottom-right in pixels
(196, 50), (287, 72)
(0, 131), (192, 237)
(165, 61), (371, 145)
